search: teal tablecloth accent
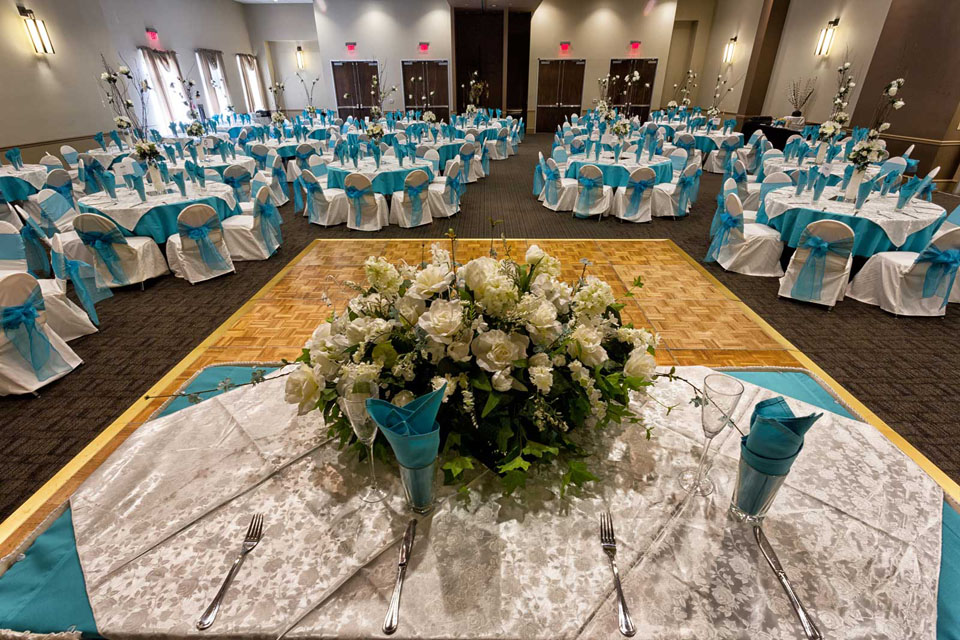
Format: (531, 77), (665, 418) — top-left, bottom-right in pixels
(325, 164), (435, 195)
(0, 176), (38, 203)
(307, 129), (329, 141)
(945, 205), (960, 227)
(1, 365), (956, 638)
(79, 195), (240, 244)
(768, 207), (945, 257)
(564, 159), (673, 187)
(436, 142), (463, 169)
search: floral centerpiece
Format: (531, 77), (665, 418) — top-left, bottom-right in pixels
(370, 67), (398, 121)
(134, 140), (162, 165)
(284, 239), (659, 493)
(296, 73), (319, 114)
(268, 81), (285, 111)
(186, 121), (204, 137)
(114, 115), (133, 131)
(99, 54), (150, 140)
(466, 71), (489, 109)
(668, 69), (698, 109)
(422, 110), (436, 124)
(366, 122), (385, 143)
(666, 100), (678, 109)
(306, 105), (317, 116)
(465, 104), (478, 115)
(845, 77), (905, 196)
(830, 62), (855, 128)
(706, 74), (735, 123)
(610, 119), (631, 140)
(271, 111), (286, 125)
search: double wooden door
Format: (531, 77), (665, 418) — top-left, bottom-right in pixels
(401, 60), (450, 121)
(331, 60), (380, 120)
(608, 58), (658, 121)
(535, 58), (585, 133)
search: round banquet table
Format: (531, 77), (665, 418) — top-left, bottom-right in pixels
(77, 181), (240, 243)
(166, 154), (258, 178)
(765, 159), (880, 187)
(763, 185), (946, 257)
(0, 164), (47, 202)
(325, 158), (437, 195)
(691, 131), (743, 155)
(244, 139), (322, 161)
(88, 146), (129, 169)
(563, 154), (674, 187)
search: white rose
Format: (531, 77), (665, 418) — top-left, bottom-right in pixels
(517, 294), (561, 346)
(529, 352), (551, 368)
(893, 100), (904, 110)
(529, 365), (554, 394)
(887, 86), (897, 97)
(408, 264), (453, 299)
(395, 295), (426, 326)
(417, 298), (463, 344)
(623, 349), (657, 380)
(492, 368), (514, 392)
(284, 363), (324, 415)
(525, 244), (545, 264)
(446, 337), (472, 362)
(100, 72), (110, 81)
(531, 274), (571, 313)
(567, 325), (608, 367)
(460, 256), (498, 291)
(471, 330), (529, 372)
(392, 390), (415, 407)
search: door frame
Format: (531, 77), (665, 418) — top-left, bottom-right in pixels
(400, 59), (451, 117)
(330, 59), (379, 119)
(535, 58), (585, 133)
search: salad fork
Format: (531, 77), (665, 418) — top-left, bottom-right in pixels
(197, 513), (264, 631)
(600, 511), (636, 637)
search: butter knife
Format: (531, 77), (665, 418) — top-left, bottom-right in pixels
(383, 519), (417, 635)
(754, 526), (823, 639)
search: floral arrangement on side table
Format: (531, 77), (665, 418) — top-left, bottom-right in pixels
(284, 239), (659, 493)
(422, 110), (436, 124)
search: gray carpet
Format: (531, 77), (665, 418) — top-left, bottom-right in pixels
(1, 133), (958, 520)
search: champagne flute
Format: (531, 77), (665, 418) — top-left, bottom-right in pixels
(339, 381), (386, 503)
(679, 374), (744, 496)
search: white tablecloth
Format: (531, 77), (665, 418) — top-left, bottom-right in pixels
(166, 154), (257, 176)
(0, 164), (47, 190)
(766, 159), (880, 181)
(68, 366), (942, 639)
(764, 186), (945, 247)
(77, 181), (237, 231)
(88, 145), (127, 168)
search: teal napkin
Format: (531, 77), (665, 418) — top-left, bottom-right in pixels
(856, 175), (878, 209)
(98, 171), (117, 199)
(794, 170), (807, 196)
(741, 396), (822, 476)
(131, 173), (146, 201)
(171, 171), (187, 196)
(366, 385), (444, 468)
(93, 132), (106, 151)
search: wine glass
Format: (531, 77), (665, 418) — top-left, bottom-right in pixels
(679, 374), (744, 496)
(339, 381), (386, 503)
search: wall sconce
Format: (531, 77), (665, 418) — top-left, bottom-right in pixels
(296, 45), (304, 70)
(345, 42), (356, 52)
(559, 41), (571, 52)
(630, 40), (641, 51)
(815, 18), (839, 56)
(418, 42), (429, 52)
(722, 36), (737, 64)
(19, 6), (54, 54)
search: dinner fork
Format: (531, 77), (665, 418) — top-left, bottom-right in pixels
(197, 513), (264, 631)
(600, 512), (636, 637)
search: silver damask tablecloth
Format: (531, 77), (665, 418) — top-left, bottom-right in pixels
(69, 366), (943, 639)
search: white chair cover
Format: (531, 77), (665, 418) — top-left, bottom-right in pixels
(427, 160), (461, 217)
(704, 134), (741, 174)
(711, 193), (785, 277)
(344, 173), (388, 232)
(652, 163), (700, 218)
(73, 213), (169, 288)
(541, 157), (577, 212)
(223, 186), (280, 261)
(165, 204), (236, 284)
(612, 167), (655, 223)
(573, 164), (612, 219)
(301, 169), (347, 227)
(390, 169), (434, 228)
(778, 220), (854, 308)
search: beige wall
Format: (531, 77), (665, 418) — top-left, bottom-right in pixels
(761, 0), (892, 123)
(696, 0), (765, 111)
(673, 0), (716, 107)
(242, 3), (319, 111)
(527, 0), (679, 128)
(312, 0), (454, 112)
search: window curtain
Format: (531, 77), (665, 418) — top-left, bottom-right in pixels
(236, 53), (266, 112)
(139, 46), (186, 123)
(196, 48), (231, 115)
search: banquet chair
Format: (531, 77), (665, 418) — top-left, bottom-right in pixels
(745, 139), (773, 179)
(295, 143), (316, 170)
(37, 190), (79, 235)
(445, 143), (483, 184)
(73, 213), (169, 288)
(704, 135), (741, 174)
(737, 133), (765, 172)
(540, 158), (577, 212)
(49, 232), (110, 328)
(748, 171), (795, 225)
(778, 220), (855, 308)
(203, 168), (223, 184)
(224, 165), (254, 212)
(306, 154), (329, 179)
(222, 187), (282, 261)
(652, 163), (701, 218)
(612, 167), (656, 223)
(0, 271), (82, 395)
(249, 143), (269, 171)
(573, 164), (612, 219)
(390, 170), (433, 228)
(669, 149), (688, 175)
(44, 168), (79, 204)
(423, 149), (440, 174)
(416, 145), (429, 159)
(731, 159), (757, 205)
(39, 153), (63, 173)
(847, 227), (960, 317)
(0, 221), (27, 275)
(300, 169), (347, 227)
(165, 204), (235, 284)
(673, 133), (701, 167)
(704, 193), (784, 277)
(12, 204), (89, 267)
(263, 155), (290, 205)
(344, 173), (388, 232)
(486, 128), (510, 161)
(755, 149), (784, 182)
(465, 128), (480, 139)
(427, 160), (461, 217)
(59, 145), (79, 170)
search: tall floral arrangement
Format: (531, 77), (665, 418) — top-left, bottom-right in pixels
(268, 80), (286, 112)
(829, 61), (855, 126)
(668, 69), (697, 108)
(786, 77), (816, 114)
(465, 71), (489, 109)
(706, 73), (735, 118)
(296, 73), (320, 111)
(370, 64), (398, 119)
(847, 77), (905, 170)
(284, 238), (659, 493)
(98, 54), (151, 139)
(406, 72), (436, 111)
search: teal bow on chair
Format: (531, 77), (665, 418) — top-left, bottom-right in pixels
(675, 169), (701, 217)
(76, 228), (128, 285)
(1, 286), (71, 381)
(406, 181), (429, 226)
(51, 251), (112, 326)
(178, 216), (231, 271)
(345, 185), (372, 226)
(257, 199), (282, 254)
(916, 245), (960, 308)
(223, 173), (251, 203)
(298, 178), (322, 222)
(705, 212), (743, 262)
(791, 233), (854, 301)
(533, 162), (545, 196)
(576, 176), (603, 216)
(624, 178), (655, 218)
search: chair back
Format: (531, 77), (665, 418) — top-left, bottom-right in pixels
(424, 149), (440, 172)
(45, 168), (71, 189)
(443, 160), (462, 205)
(37, 189), (78, 234)
(466, 128), (480, 137)
(416, 145), (429, 158)
(299, 169), (327, 204)
(223, 164), (253, 201)
(402, 169), (431, 225)
(0, 272), (50, 339)
(574, 164), (604, 216)
(73, 213), (132, 285)
(60, 145), (79, 168)
(669, 148), (688, 172)
(465, 134), (476, 143)
(177, 203), (232, 274)
(622, 167), (656, 219)
(0, 221), (27, 273)
(39, 153), (63, 172)
(344, 172), (381, 229)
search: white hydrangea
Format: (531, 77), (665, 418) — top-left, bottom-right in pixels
(617, 326), (659, 350)
(567, 324), (608, 367)
(529, 365), (554, 394)
(429, 243), (452, 269)
(526, 244), (561, 278)
(345, 316), (395, 346)
(530, 273), (572, 314)
(516, 294), (561, 345)
(475, 274), (519, 317)
(337, 362), (382, 394)
(363, 256), (402, 295)
(573, 276), (615, 317)
(431, 375), (457, 402)
(417, 298), (464, 344)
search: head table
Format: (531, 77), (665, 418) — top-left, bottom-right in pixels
(77, 181), (240, 243)
(763, 185), (946, 257)
(564, 152), (674, 187)
(0, 164), (47, 202)
(325, 157), (437, 195)
(0, 365), (947, 639)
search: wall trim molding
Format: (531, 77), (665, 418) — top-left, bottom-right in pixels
(1, 133), (100, 155)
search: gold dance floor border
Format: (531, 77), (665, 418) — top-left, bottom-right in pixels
(2, 238), (956, 556)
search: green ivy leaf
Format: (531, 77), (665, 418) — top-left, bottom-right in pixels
(371, 342), (399, 367)
(561, 460), (599, 495)
(498, 455), (530, 473)
(501, 469), (527, 494)
(442, 455), (475, 478)
(481, 391), (502, 418)
(496, 424), (513, 452)
(471, 371), (492, 391)
(522, 441), (560, 458)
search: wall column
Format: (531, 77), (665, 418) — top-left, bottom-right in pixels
(735, 0), (790, 123)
